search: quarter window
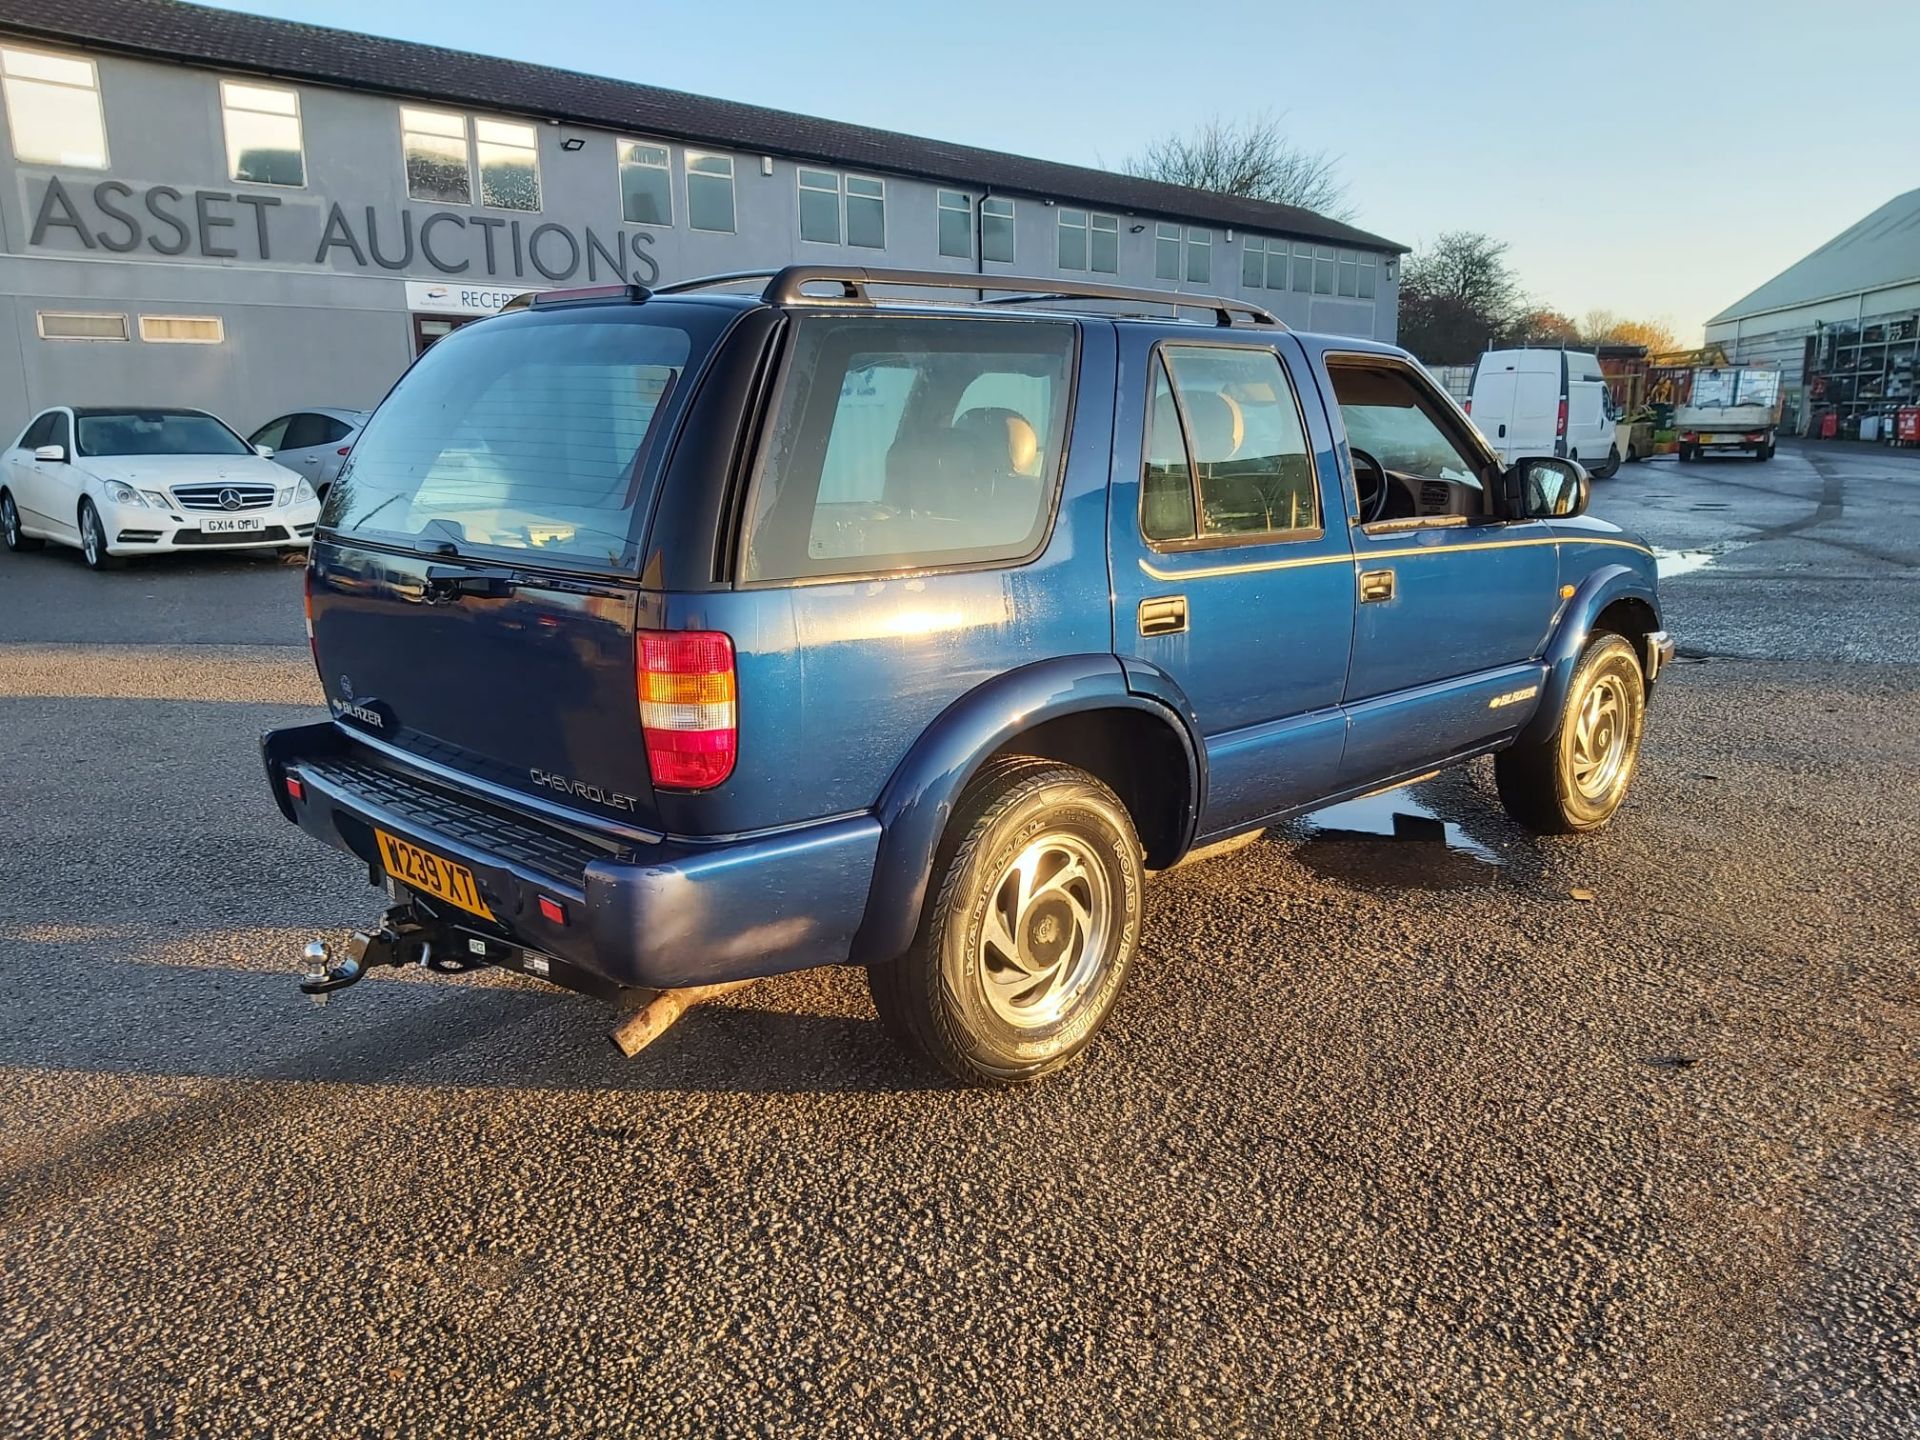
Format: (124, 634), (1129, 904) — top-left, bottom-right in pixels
(401, 107), (471, 205)
(981, 196), (1015, 263)
(1141, 345), (1318, 544)
(0, 46), (106, 168)
(1185, 228), (1211, 285)
(937, 190), (973, 259)
(1089, 212), (1119, 274)
(742, 316), (1075, 582)
(221, 81), (303, 187)
(1057, 208), (1088, 271)
(618, 140), (672, 226)
(1154, 223), (1181, 282)
(686, 151), (736, 233)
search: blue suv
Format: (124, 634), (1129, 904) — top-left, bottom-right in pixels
(263, 267), (1672, 1085)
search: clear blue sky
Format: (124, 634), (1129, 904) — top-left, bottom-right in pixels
(209, 0), (1919, 340)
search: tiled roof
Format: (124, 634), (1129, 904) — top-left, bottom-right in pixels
(0, 0), (1407, 254)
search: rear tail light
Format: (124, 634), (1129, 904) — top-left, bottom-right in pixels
(1555, 399), (1568, 437)
(1461, 398), (1471, 414)
(336, 445), (352, 456)
(285, 774), (306, 803)
(637, 629), (737, 790)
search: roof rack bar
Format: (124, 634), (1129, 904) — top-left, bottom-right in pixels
(758, 265), (1284, 328)
(652, 270), (783, 295)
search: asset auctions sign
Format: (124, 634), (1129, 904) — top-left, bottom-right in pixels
(24, 176), (662, 285)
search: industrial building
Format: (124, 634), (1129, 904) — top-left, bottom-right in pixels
(1705, 187), (1920, 437)
(0, 0), (1405, 444)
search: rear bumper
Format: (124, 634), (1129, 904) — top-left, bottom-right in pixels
(261, 721), (880, 991)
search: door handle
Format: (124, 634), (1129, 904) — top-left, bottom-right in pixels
(1358, 568), (1395, 603)
(1137, 595), (1188, 636)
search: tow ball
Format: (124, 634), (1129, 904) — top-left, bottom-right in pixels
(299, 905), (480, 1004)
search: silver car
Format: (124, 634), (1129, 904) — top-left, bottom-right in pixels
(248, 407), (370, 499)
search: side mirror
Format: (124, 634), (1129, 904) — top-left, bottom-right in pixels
(33, 444), (65, 463)
(1506, 456), (1589, 519)
(255, 443), (276, 458)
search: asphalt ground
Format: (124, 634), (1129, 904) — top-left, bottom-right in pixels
(1, 441), (1915, 1437)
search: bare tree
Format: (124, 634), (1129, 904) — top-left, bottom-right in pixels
(1124, 110), (1355, 220)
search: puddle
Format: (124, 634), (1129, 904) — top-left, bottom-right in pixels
(1286, 788), (1504, 891)
(1654, 547), (1718, 579)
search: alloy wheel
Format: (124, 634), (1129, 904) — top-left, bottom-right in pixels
(977, 832), (1112, 1030)
(1570, 670), (1631, 801)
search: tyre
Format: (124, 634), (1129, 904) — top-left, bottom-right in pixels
(1678, 443), (1697, 463)
(1627, 443), (1642, 463)
(1495, 632), (1647, 835)
(1596, 443), (1622, 479)
(78, 499), (123, 571)
(1759, 441), (1775, 461)
(867, 758), (1144, 1086)
(1, 489), (43, 552)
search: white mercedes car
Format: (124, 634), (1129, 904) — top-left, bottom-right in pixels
(1, 406), (323, 571)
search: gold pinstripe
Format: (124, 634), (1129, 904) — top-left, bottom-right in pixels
(1137, 534), (1654, 582)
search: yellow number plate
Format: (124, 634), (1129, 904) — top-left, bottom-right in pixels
(374, 828), (494, 920)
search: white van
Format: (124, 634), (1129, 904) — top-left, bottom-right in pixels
(1466, 348), (1620, 477)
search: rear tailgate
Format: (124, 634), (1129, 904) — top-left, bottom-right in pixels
(308, 297), (741, 830)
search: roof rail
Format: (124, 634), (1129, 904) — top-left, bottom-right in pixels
(652, 271), (783, 295)
(757, 265), (1284, 328)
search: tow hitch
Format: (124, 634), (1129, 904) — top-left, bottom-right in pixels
(299, 904), (481, 1004)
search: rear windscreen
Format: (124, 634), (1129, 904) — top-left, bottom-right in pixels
(325, 316), (692, 567)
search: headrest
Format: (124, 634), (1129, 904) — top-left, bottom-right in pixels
(1181, 390), (1244, 461)
(954, 407), (1042, 477)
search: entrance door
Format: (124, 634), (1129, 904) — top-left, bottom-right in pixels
(1109, 330), (1356, 839)
(412, 314), (473, 354)
(1320, 355), (1561, 786)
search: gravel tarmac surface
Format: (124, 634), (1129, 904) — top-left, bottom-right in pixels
(1, 443), (1916, 1437)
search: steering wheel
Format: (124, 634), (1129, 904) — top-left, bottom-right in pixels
(1349, 446), (1390, 524)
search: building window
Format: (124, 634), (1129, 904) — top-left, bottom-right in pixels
(981, 196), (1014, 263)
(686, 151), (735, 233)
(1155, 223), (1180, 282)
(402, 107), (471, 205)
(846, 175), (885, 249)
(1185, 228), (1211, 285)
(221, 80), (303, 187)
(1089, 212), (1119, 274)
(139, 315), (225, 344)
(1, 46), (107, 169)
(938, 190), (972, 259)
(1242, 237), (1289, 290)
(1057, 208), (1088, 270)
(476, 118), (540, 210)
(1337, 249), (1359, 298)
(1313, 245), (1335, 295)
(1358, 254), (1378, 300)
(1292, 243), (1313, 293)
(798, 168), (840, 243)
(36, 310), (128, 341)
(618, 140), (672, 225)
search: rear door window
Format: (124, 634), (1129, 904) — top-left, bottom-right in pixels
(1142, 345), (1319, 544)
(328, 316), (692, 568)
(741, 316), (1075, 582)
(281, 412), (332, 450)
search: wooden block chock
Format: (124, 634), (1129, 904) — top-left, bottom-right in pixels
(609, 980), (754, 1057)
